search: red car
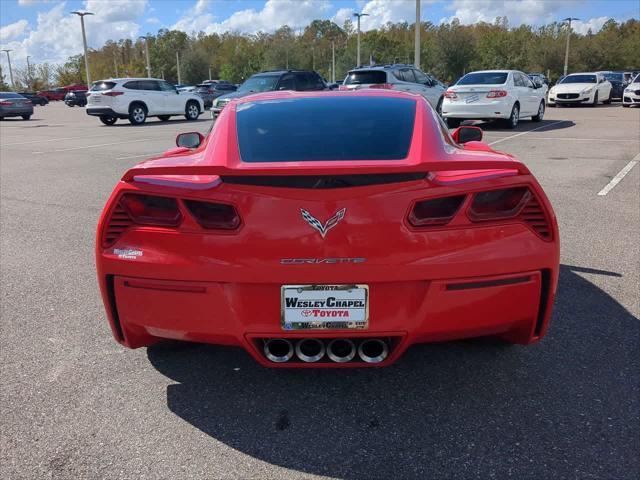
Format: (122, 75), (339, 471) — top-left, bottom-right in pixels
(96, 90), (559, 368)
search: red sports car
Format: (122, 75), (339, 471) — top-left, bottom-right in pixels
(96, 90), (559, 367)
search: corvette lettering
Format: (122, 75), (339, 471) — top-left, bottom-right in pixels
(280, 257), (366, 264)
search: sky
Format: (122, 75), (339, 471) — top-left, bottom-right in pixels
(1, 0), (638, 68)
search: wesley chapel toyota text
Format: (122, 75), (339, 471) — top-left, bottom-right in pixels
(96, 90), (559, 367)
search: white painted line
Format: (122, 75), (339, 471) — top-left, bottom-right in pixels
(597, 154), (640, 196)
(116, 151), (166, 160)
(32, 138), (154, 154)
(503, 136), (639, 143)
(1, 133), (116, 147)
(488, 120), (565, 146)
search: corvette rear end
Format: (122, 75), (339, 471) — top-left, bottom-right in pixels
(96, 90), (559, 368)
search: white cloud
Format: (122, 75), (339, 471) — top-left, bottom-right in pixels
(0, 20), (29, 41)
(146, 17), (161, 25)
(332, 0), (437, 31)
(572, 16), (611, 35)
(194, 0), (212, 15)
(332, 8), (355, 26)
(172, 0), (331, 35)
(18, 0), (54, 5)
(2, 1), (147, 67)
(441, 0), (580, 25)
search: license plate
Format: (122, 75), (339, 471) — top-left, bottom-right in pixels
(281, 284), (369, 330)
(465, 94), (480, 104)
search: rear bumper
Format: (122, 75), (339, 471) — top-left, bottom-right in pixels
(97, 228), (559, 367)
(86, 107), (128, 119)
(442, 99), (511, 119)
(0, 106), (33, 117)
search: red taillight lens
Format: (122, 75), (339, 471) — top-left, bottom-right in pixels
(103, 91), (124, 97)
(486, 90), (507, 98)
(444, 90), (458, 99)
(409, 195), (466, 227)
(184, 200), (241, 230)
(369, 83), (393, 89)
(338, 85), (349, 91)
(468, 187), (531, 221)
(0, 100), (11, 105)
(120, 194), (182, 227)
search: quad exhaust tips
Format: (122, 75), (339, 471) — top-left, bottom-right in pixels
(295, 338), (325, 362)
(263, 338), (390, 364)
(327, 338), (356, 363)
(264, 338), (294, 363)
(357, 339), (389, 363)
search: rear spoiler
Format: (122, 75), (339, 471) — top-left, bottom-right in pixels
(121, 160), (530, 182)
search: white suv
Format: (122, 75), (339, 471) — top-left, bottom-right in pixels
(442, 70), (546, 129)
(86, 78), (204, 125)
(341, 65), (445, 113)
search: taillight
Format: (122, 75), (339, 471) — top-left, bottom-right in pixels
(486, 90), (507, 98)
(338, 85), (349, 91)
(468, 187), (530, 221)
(184, 200), (241, 230)
(409, 195), (466, 227)
(103, 91), (124, 97)
(0, 100), (11, 105)
(444, 90), (458, 99)
(120, 194), (182, 227)
(369, 83), (393, 89)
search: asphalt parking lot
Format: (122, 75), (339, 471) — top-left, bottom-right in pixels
(1, 102), (639, 479)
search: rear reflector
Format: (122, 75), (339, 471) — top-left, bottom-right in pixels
(103, 91), (124, 97)
(102, 202), (133, 247)
(183, 200), (241, 230)
(409, 195), (466, 227)
(120, 194), (182, 227)
(468, 187), (530, 222)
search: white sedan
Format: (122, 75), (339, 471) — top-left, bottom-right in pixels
(623, 74), (640, 107)
(548, 72), (612, 107)
(442, 70), (546, 129)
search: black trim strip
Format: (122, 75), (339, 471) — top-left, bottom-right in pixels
(221, 173), (427, 189)
(106, 275), (125, 341)
(446, 275), (531, 291)
(534, 269), (551, 336)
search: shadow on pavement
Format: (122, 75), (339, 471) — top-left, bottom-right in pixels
(471, 118), (575, 133)
(147, 264), (639, 479)
(106, 117), (212, 128)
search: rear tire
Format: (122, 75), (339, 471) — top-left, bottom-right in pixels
(531, 100), (545, 122)
(128, 103), (147, 125)
(185, 101), (200, 121)
(99, 115), (117, 125)
(504, 103), (519, 129)
(446, 117), (461, 128)
(158, 115), (171, 122)
(603, 92), (612, 104)
(22, 115), (31, 120)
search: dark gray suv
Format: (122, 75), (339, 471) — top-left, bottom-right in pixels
(211, 70), (327, 116)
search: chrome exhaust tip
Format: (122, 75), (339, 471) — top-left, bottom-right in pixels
(264, 338), (294, 363)
(295, 338), (325, 363)
(327, 338), (356, 363)
(357, 339), (389, 364)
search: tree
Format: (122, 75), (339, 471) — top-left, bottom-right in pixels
(0, 65), (10, 91)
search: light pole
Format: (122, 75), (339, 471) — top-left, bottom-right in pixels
(26, 55), (32, 90)
(331, 40), (335, 83)
(353, 12), (369, 67)
(414, 0), (421, 69)
(176, 51), (182, 84)
(1, 49), (15, 88)
(139, 35), (152, 77)
(208, 65), (213, 81)
(71, 11), (94, 86)
(562, 17), (579, 77)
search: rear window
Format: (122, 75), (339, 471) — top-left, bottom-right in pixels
(91, 81), (116, 91)
(457, 72), (508, 85)
(344, 70), (388, 85)
(236, 97), (416, 163)
(560, 75), (597, 84)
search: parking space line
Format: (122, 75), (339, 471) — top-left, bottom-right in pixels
(116, 151), (166, 160)
(488, 120), (565, 146)
(597, 154), (639, 196)
(1, 133), (118, 147)
(32, 138), (155, 154)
